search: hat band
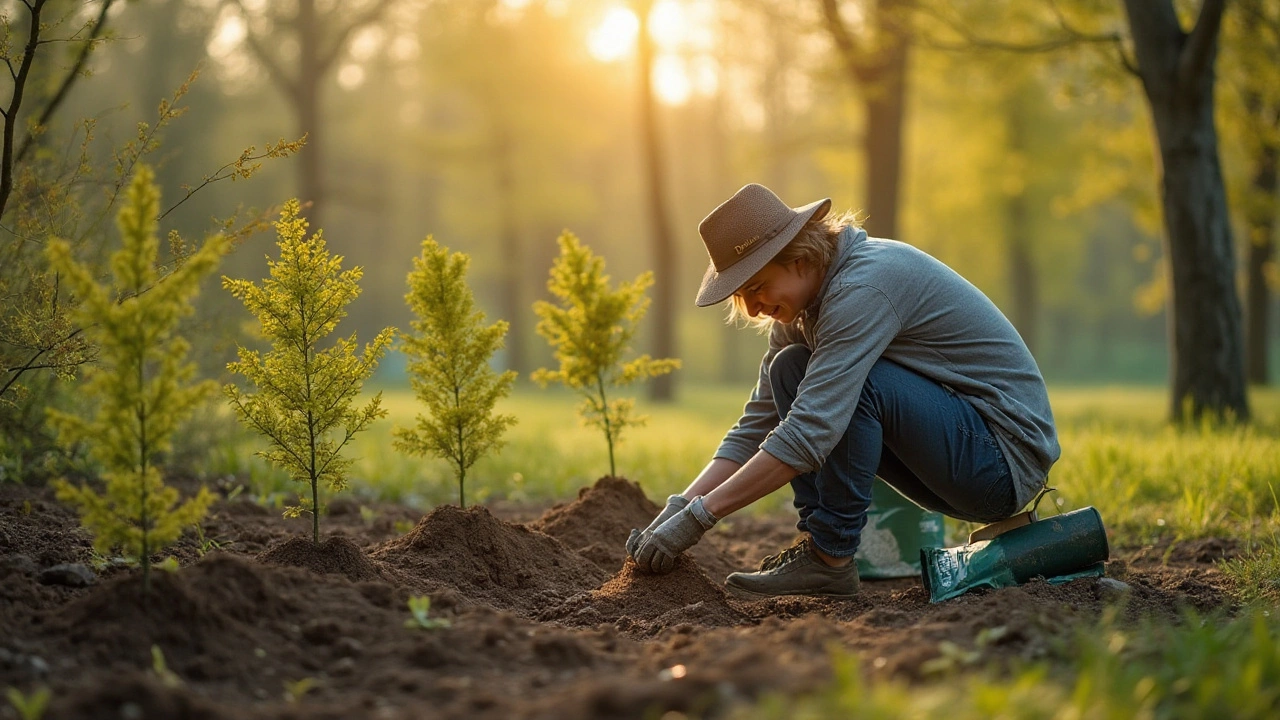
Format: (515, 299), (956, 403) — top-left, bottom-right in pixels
(712, 209), (800, 271)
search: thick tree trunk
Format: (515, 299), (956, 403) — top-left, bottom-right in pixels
(1004, 90), (1038, 354)
(860, 31), (907, 239)
(820, 0), (909, 240)
(1245, 140), (1277, 385)
(638, 3), (677, 402)
(1122, 0), (1248, 422)
(297, 0), (325, 229)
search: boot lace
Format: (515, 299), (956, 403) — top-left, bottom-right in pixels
(758, 538), (811, 571)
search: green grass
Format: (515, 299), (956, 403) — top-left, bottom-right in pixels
(737, 608), (1280, 719)
(207, 384), (1280, 544)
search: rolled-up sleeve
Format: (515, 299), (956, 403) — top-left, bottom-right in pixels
(761, 284), (902, 473)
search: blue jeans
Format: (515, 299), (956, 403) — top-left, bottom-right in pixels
(770, 345), (1017, 559)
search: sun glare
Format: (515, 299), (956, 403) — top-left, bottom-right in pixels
(587, 7), (639, 62)
(587, 1), (718, 106)
(653, 56), (691, 105)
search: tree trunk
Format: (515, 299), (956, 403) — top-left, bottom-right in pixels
(637, 2), (677, 402)
(493, 122), (526, 375)
(297, 0), (325, 228)
(1122, 0), (1248, 422)
(1245, 141), (1277, 385)
(1004, 88), (1038, 354)
(820, 0), (909, 240)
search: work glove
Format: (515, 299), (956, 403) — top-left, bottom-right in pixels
(626, 494), (690, 559)
(632, 496), (719, 574)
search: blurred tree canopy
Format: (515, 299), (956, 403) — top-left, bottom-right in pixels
(8, 0), (1277, 424)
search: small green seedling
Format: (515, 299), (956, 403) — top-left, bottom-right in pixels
(532, 232), (679, 477)
(5, 686), (49, 720)
(150, 645), (182, 688)
(283, 677), (318, 704)
(192, 524), (229, 557)
(404, 595), (451, 630)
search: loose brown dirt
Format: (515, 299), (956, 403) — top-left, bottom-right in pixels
(0, 476), (1240, 719)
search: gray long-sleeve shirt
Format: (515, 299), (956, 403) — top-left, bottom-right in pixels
(714, 226), (1060, 509)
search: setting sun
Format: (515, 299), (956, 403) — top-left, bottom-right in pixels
(587, 7), (639, 62)
(586, 1), (717, 106)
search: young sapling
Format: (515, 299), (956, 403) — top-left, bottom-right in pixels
(532, 232), (679, 477)
(223, 201), (395, 544)
(46, 166), (224, 594)
(393, 238), (516, 508)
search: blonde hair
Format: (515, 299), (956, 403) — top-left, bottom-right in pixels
(725, 210), (860, 329)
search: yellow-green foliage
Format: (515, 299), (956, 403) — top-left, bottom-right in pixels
(393, 238), (516, 508)
(223, 200), (394, 543)
(45, 166), (223, 592)
(532, 232), (679, 477)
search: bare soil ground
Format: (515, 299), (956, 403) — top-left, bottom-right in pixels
(0, 477), (1238, 719)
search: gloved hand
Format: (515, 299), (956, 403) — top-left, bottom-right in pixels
(626, 494), (690, 559)
(632, 496), (719, 574)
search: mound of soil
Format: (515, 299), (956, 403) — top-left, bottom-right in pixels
(257, 535), (384, 583)
(532, 477), (656, 570)
(371, 504), (609, 614)
(544, 556), (744, 634)
(531, 476), (744, 581)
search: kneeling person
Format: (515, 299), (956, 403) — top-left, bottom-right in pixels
(627, 184), (1060, 597)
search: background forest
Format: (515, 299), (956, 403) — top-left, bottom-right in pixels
(2, 0), (1278, 465)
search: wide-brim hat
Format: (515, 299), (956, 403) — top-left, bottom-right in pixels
(695, 183), (831, 307)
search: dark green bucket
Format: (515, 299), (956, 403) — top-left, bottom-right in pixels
(920, 506), (1110, 603)
(855, 479), (945, 579)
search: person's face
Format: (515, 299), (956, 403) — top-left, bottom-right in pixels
(734, 258), (819, 324)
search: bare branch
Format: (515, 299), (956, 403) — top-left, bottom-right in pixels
(819, 0), (868, 83)
(228, 0), (301, 102)
(1180, 0), (1227, 90)
(317, 0), (396, 74)
(14, 0), (117, 166)
(0, 0), (48, 218)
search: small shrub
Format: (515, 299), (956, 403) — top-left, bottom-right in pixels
(532, 232), (679, 477)
(393, 238), (516, 508)
(223, 201), (395, 544)
(46, 166), (223, 593)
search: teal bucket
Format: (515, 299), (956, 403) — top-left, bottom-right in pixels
(920, 506), (1110, 603)
(855, 479), (945, 579)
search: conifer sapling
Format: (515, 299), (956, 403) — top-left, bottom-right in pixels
(223, 200), (395, 544)
(394, 238), (516, 508)
(532, 232), (679, 477)
(46, 165), (225, 593)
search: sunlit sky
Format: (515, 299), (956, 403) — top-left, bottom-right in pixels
(208, 0), (719, 106)
(586, 1), (718, 105)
